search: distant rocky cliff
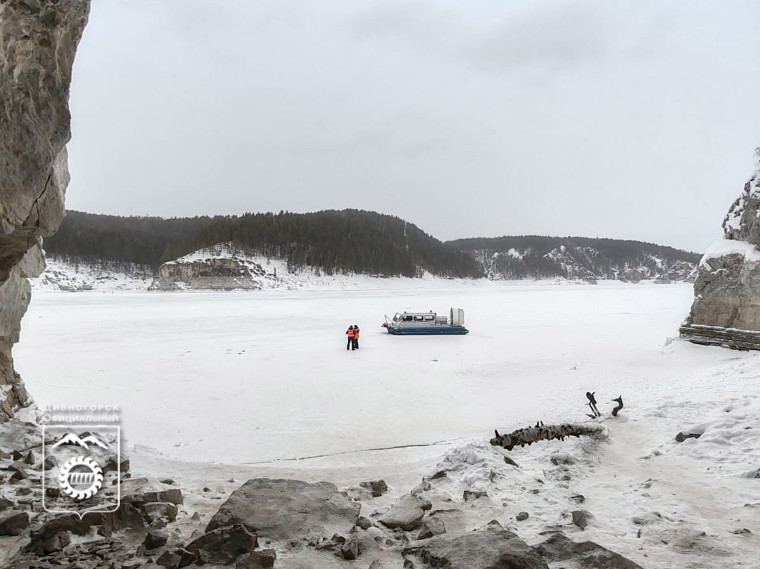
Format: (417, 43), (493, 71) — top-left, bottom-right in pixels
(0, 0), (90, 419)
(149, 244), (349, 291)
(680, 150), (760, 350)
(450, 237), (699, 283)
(150, 246), (277, 291)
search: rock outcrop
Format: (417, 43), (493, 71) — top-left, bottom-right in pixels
(205, 478), (361, 541)
(0, 0), (91, 420)
(149, 244), (297, 291)
(403, 520), (549, 569)
(681, 149), (760, 350)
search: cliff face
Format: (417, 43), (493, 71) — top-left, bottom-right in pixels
(0, 0), (90, 419)
(680, 150), (760, 350)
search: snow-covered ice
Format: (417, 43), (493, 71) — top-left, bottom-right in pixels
(13, 280), (760, 568)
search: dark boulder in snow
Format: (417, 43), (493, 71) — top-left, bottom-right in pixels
(417, 516), (447, 539)
(533, 533), (643, 569)
(404, 520), (549, 569)
(360, 478), (389, 497)
(0, 509), (29, 536)
(206, 478), (360, 541)
(571, 510), (592, 530)
(186, 523), (258, 565)
(378, 494), (432, 531)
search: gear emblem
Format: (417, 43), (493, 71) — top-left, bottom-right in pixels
(58, 456), (104, 501)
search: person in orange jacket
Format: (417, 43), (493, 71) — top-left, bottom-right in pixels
(352, 324), (360, 350)
(346, 325), (355, 351)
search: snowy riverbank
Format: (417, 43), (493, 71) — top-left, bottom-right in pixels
(9, 282), (760, 567)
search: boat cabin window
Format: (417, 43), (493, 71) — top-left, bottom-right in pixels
(403, 315), (414, 322)
(414, 315), (424, 322)
(424, 315), (434, 321)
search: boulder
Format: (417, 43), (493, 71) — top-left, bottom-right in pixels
(236, 549), (276, 569)
(186, 523), (258, 565)
(417, 517), (446, 540)
(340, 535), (360, 560)
(122, 477), (183, 506)
(0, 509), (29, 536)
(26, 515), (91, 555)
(571, 510), (592, 530)
(206, 478), (359, 541)
(359, 479), (389, 497)
(0, 496), (14, 511)
(378, 494), (432, 531)
(533, 533), (643, 569)
(681, 149), (760, 350)
(143, 501), (179, 524)
(404, 520), (548, 569)
(144, 528), (169, 550)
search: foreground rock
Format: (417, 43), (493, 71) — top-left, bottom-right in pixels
(404, 520), (549, 569)
(681, 149), (760, 350)
(533, 533), (644, 569)
(0, 0), (91, 420)
(206, 478), (360, 541)
(378, 494), (432, 531)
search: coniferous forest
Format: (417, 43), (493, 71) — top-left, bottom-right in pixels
(44, 210), (484, 278)
(44, 210), (701, 281)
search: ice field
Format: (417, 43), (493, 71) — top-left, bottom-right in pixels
(14, 282), (721, 464)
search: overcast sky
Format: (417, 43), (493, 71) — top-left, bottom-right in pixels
(66, 0), (760, 252)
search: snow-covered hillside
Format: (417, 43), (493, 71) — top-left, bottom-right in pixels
(33, 241), (702, 294)
(31, 248), (483, 293)
(31, 257), (153, 292)
(467, 245), (698, 283)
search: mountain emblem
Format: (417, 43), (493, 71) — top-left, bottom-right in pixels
(51, 433), (109, 450)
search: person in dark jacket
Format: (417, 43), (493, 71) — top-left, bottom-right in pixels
(346, 325), (355, 350)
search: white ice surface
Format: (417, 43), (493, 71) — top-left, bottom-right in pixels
(16, 282), (700, 465)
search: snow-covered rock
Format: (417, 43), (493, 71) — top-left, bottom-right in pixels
(681, 149), (760, 350)
(465, 244), (697, 284)
(31, 257), (152, 292)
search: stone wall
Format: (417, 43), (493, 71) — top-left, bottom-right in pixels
(0, 0), (90, 420)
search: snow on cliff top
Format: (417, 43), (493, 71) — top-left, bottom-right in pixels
(700, 238), (760, 268)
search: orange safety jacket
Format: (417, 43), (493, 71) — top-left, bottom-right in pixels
(353, 327), (360, 338)
(346, 328), (355, 338)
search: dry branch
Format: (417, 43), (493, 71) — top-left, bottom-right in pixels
(611, 396), (624, 417)
(490, 423), (606, 451)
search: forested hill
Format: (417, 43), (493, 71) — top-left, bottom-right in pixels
(44, 210), (483, 278)
(448, 235), (701, 282)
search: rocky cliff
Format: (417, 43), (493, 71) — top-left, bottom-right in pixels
(0, 0), (90, 420)
(680, 149), (760, 349)
(150, 244), (329, 291)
